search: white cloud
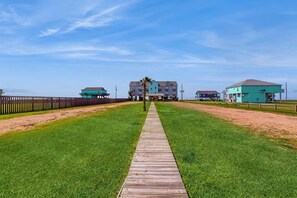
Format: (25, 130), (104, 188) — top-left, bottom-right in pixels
(39, 28), (60, 37)
(65, 4), (126, 33)
(0, 7), (31, 26)
(0, 39), (133, 57)
(36, 2), (134, 37)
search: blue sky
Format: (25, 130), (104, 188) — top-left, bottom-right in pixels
(0, 0), (297, 99)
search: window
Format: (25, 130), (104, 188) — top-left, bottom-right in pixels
(237, 93), (241, 97)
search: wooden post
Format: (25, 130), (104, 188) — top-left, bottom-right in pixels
(42, 97), (45, 110)
(0, 96), (2, 115)
(247, 103), (250, 109)
(59, 97), (61, 109)
(274, 104), (277, 110)
(259, 104), (261, 109)
(32, 97), (35, 111)
(295, 105), (297, 112)
(51, 97), (54, 109)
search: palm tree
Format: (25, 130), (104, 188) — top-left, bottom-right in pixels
(140, 76), (152, 111)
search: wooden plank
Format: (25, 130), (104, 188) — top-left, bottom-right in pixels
(118, 103), (188, 198)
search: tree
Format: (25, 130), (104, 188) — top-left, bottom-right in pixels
(0, 89), (3, 96)
(128, 90), (134, 101)
(140, 77), (152, 111)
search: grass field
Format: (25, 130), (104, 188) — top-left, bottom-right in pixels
(186, 100), (297, 116)
(0, 103), (147, 197)
(156, 102), (297, 197)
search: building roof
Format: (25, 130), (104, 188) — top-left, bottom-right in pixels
(82, 87), (105, 91)
(129, 81), (142, 86)
(196, 90), (219, 94)
(227, 79), (281, 88)
(158, 81), (178, 87)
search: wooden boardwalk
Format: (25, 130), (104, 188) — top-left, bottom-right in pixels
(118, 103), (188, 198)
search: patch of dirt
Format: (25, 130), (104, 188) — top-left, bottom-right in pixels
(172, 102), (297, 140)
(0, 102), (137, 136)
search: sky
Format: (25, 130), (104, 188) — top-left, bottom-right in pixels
(0, 0), (297, 99)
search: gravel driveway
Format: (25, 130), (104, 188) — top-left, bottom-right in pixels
(172, 102), (297, 139)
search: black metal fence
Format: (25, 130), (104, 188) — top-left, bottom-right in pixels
(0, 96), (128, 115)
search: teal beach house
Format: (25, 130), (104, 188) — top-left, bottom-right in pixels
(80, 87), (110, 98)
(225, 79), (283, 103)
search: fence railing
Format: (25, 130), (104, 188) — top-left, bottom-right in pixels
(186, 100), (297, 114)
(0, 96), (128, 115)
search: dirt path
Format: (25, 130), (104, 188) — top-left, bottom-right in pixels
(0, 102), (138, 136)
(172, 102), (297, 139)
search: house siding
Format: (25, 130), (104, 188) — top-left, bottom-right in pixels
(226, 85), (282, 103)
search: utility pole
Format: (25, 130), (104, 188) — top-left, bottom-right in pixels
(285, 82), (288, 101)
(180, 83), (184, 101)
(115, 85), (118, 99)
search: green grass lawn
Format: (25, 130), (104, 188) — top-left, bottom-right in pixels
(0, 103), (146, 198)
(156, 102), (297, 198)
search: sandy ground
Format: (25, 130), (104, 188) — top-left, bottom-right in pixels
(0, 102), (138, 136)
(172, 102), (297, 139)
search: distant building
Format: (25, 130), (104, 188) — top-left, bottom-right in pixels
(129, 81), (143, 100)
(196, 90), (220, 101)
(129, 80), (178, 100)
(80, 87), (110, 98)
(225, 79), (283, 103)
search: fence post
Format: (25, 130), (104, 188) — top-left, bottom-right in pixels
(295, 105), (297, 113)
(32, 97), (35, 111)
(259, 104), (261, 109)
(51, 97), (54, 109)
(247, 103), (250, 109)
(274, 104), (277, 110)
(59, 97), (61, 109)
(0, 96), (2, 115)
